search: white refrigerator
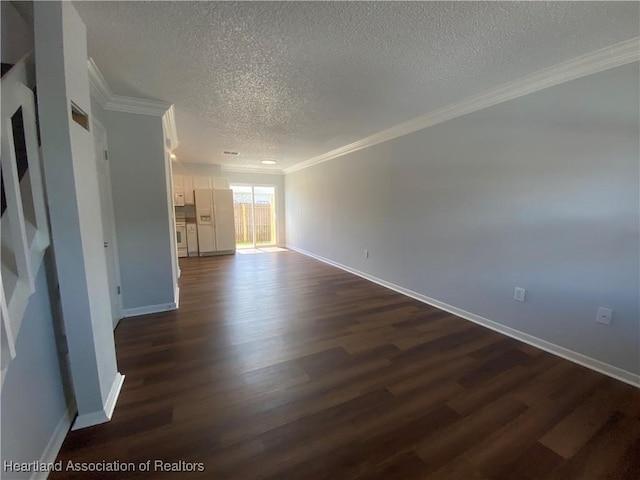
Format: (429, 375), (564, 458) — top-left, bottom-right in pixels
(194, 188), (236, 255)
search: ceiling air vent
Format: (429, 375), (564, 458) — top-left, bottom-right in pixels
(223, 151), (239, 156)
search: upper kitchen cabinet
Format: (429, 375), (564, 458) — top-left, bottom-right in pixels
(173, 174), (227, 206)
(173, 174), (185, 206)
(183, 176), (194, 205)
(173, 174), (195, 205)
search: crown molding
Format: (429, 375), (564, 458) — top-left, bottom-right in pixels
(221, 165), (284, 175)
(88, 58), (171, 117)
(107, 96), (171, 116)
(87, 57), (112, 108)
(284, 37), (640, 175)
(162, 105), (180, 151)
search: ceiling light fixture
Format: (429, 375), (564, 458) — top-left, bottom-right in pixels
(261, 160), (277, 165)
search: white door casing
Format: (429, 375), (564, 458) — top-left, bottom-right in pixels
(92, 119), (122, 328)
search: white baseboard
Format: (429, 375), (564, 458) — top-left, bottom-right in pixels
(286, 245), (640, 388)
(72, 372), (125, 430)
(30, 402), (76, 480)
(122, 302), (177, 318)
(199, 249), (236, 256)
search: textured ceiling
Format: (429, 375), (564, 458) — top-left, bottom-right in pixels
(73, 1), (639, 172)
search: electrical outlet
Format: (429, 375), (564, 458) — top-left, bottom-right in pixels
(596, 307), (613, 325)
(514, 287), (526, 302)
(364, 249), (369, 258)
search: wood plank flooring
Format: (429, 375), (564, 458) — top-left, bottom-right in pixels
(51, 251), (640, 479)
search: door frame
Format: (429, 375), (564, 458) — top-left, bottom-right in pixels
(230, 183), (278, 248)
(92, 118), (123, 327)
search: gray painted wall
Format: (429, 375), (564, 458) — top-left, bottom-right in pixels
(105, 110), (176, 311)
(1, 263), (71, 478)
(91, 95), (106, 125)
(0, 3), (72, 473)
(1, 1), (33, 64)
(172, 162), (223, 178)
(285, 62), (640, 375)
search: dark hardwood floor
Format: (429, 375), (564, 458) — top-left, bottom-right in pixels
(52, 251), (640, 479)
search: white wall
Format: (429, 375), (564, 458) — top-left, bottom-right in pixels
(105, 110), (176, 313)
(172, 162), (286, 246)
(285, 62), (640, 377)
(35, 0), (122, 428)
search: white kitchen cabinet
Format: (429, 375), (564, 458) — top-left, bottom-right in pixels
(193, 176), (211, 190)
(172, 175), (185, 206)
(183, 175), (194, 205)
(174, 175), (230, 208)
(213, 189), (236, 251)
(173, 174), (183, 190)
(212, 177), (230, 189)
(172, 174), (195, 205)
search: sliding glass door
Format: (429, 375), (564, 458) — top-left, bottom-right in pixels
(253, 186), (276, 246)
(231, 185), (276, 248)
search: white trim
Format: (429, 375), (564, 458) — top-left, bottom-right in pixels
(24, 108), (50, 251)
(72, 408), (109, 431)
(6, 280), (29, 346)
(72, 373), (125, 431)
(1, 275), (17, 383)
(92, 118), (124, 326)
(229, 181), (281, 248)
(30, 403), (77, 480)
(286, 245), (640, 388)
(221, 165), (284, 175)
(107, 96), (171, 117)
(2, 93), (35, 294)
(88, 58), (171, 117)
(284, 37), (640, 174)
(162, 105), (180, 151)
(198, 250), (236, 257)
(87, 57), (112, 109)
(122, 302), (177, 318)
(103, 373), (125, 422)
(1, 59), (51, 377)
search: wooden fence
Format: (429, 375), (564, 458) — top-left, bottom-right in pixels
(233, 202), (276, 246)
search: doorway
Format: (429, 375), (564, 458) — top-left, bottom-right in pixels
(92, 119), (122, 328)
(231, 185), (277, 249)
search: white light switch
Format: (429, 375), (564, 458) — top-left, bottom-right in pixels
(596, 307), (613, 325)
(514, 287), (526, 302)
